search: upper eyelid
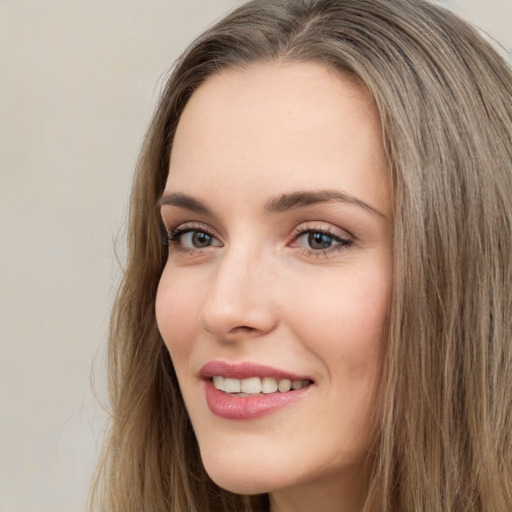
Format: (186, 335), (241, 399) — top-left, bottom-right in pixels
(158, 202), (221, 233)
(164, 220), (214, 234)
(291, 221), (354, 239)
(163, 219), (354, 244)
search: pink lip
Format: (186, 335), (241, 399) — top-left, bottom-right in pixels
(200, 360), (311, 381)
(200, 361), (313, 420)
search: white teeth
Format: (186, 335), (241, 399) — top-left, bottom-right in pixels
(241, 377), (262, 394)
(278, 379), (291, 392)
(212, 376), (309, 395)
(223, 377), (241, 393)
(212, 375), (224, 390)
(261, 377), (278, 394)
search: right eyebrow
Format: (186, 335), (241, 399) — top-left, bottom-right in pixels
(157, 192), (213, 216)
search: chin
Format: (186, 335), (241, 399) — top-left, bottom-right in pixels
(211, 476), (269, 496)
(199, 447), (290, 495)
(205, 466), (272, 495)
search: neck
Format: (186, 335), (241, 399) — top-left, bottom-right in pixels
(269, 466), (374, 512)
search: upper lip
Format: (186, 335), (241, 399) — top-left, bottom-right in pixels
(200, 360), (313, 382)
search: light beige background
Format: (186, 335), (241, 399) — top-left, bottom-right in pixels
(0, 2), (510, 511)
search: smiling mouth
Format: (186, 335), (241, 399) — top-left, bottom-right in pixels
(212, 376), (313, 396)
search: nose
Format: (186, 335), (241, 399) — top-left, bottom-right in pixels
(199, 248), (278, 342)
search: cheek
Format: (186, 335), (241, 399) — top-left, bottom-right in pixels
(289, 265), (391, 341)
(287, 265), (391, 388)
(155, 269), (200, 364)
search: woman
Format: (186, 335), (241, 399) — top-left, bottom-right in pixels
(91, 1), (512, 511)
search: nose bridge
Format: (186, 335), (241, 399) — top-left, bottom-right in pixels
(200, 242), (277, 338)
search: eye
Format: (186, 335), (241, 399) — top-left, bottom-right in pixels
(168, 226), (222, 250)
(180, 230), (215, 248)
(291, 226), (353, 255)
(301, 231), (339, 250)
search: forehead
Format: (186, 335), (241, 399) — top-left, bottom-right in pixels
(166, 61), (390, 218)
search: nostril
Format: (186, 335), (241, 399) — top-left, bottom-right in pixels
(229, 325), (255, 334)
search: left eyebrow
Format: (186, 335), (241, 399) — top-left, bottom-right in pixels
(264, 190), (385, 217)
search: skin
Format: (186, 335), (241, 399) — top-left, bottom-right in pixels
(156, 61), (393, 512)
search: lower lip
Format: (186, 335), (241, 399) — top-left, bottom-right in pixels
(204, 380), (310, 420)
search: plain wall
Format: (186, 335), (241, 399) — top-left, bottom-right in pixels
(0, 2), (510, 511)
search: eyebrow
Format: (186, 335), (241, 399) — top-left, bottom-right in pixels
(157, 189), (384, 218)
(157, 192), (213, 215)
(263, 190), (385, 217)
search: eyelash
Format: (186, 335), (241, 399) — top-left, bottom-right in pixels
(164, 223), (353, 257)
(165, 223), (218, 254)
(290, 226), (353, 257)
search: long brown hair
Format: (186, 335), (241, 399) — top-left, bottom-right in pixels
(91, 1), (512, 510)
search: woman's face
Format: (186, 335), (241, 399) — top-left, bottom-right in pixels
(156, 62), (393, 509)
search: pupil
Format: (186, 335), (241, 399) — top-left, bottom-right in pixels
(192, 231), (211, 247)
(309, 232), (332, 249)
